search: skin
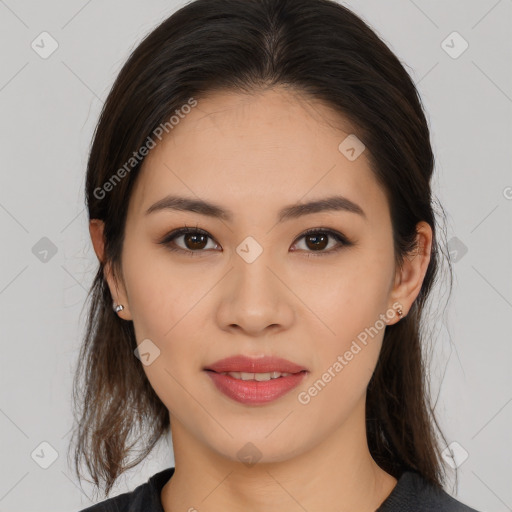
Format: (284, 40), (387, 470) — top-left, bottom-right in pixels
(90, 86), (432, 512)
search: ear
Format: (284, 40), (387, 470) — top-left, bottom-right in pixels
(89, 219), (133, 321)
(387, 221), (432, 325)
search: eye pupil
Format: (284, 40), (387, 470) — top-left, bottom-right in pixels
(185, 233), (208, 250)
(306, 233), (328, 251)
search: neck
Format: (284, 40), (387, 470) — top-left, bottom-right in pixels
(161, 395), (397, 512)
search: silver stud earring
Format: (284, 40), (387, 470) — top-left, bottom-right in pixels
(113, 302), (124, 313)
(396, 308), (403, 320)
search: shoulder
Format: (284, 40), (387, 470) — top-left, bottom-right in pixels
(377, 471), (482, 512)
(76, 467), (175, 512)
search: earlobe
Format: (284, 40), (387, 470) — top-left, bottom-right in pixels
(104, 254), (133, 321)
(105, 261), (131, 320)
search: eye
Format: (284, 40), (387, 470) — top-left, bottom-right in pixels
(291, 228), (352, 256)
(159, 226), (352, 257)
(159, 226), (219, 255)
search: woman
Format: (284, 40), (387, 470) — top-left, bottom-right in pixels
(70, 0), (481, 510)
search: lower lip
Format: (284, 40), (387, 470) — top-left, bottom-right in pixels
(205, 370), (308, 405)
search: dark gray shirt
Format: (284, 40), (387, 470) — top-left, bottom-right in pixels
(78, 467), (481, 511)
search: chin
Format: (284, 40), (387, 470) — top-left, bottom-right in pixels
(203, 430), (311, 467)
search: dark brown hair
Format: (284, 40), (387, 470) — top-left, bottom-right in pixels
(69, 0), (455, 499)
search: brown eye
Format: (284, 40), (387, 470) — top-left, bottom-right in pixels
(303, 232), (329, 251)
(159, 226), (352, 257)
(292, 228), (352, 255)
(159, 227), (219, 254)
(182, 232), (209, 250)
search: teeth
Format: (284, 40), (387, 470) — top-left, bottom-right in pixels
(219, 371), (292, 381)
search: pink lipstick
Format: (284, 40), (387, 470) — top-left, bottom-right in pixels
(204, 355), (308, 405)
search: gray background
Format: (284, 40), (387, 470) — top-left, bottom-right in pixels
(0, 1), (511, 511)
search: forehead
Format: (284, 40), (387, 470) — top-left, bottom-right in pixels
(128, 87), (387, 224)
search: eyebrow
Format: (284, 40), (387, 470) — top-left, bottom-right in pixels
(145, 194), (366, 222)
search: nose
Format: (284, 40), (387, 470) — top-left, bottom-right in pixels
(215, 249), (295, 337)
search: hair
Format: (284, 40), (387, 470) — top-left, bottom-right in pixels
(69, 0), (456, 499)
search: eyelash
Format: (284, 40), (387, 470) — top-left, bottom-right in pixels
(158, 225), (353, 258)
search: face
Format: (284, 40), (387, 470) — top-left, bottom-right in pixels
(96, 87), (421, 465)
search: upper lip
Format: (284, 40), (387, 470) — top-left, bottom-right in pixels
(204, 355), (308, 374)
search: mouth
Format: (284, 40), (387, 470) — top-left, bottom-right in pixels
(204, 369), (307, 381)
(203, 355), (309, 405)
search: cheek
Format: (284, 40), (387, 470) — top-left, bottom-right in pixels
(121, 241), (209, 378)
(301, 252), (392, 334)
(121, 241), (192, 337)
(296, 252), (391, 391)
(297, 279), (386, 422)
(308, 281), (385, 391)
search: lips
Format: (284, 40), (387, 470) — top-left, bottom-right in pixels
(203, 355), (308, 405)
(204, 355), (308, 374)
(206, 370), (307, 405)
